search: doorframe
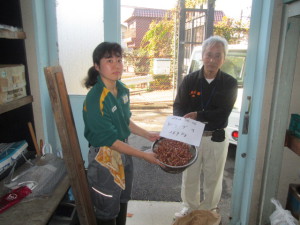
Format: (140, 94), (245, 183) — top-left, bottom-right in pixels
(230, 0), (300, 224)
(258, 2), (300, 224)
(229, 0), (281, 224)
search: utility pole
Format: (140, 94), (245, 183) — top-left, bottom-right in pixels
(205, 0), (215, 39)
(177, 0), (186, 88)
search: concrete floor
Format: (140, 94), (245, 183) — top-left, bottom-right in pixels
(127, 200), (182, 225)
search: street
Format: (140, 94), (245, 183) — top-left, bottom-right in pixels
(128, 134), (236, 224)
(129, 92), (236, 224)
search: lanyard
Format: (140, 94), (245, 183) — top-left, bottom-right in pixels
(200, 80), (217, 111)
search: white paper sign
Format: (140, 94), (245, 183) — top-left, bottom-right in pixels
(160, 116), (206, 147)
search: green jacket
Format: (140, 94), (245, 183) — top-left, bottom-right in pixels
(83, 77), (131, 147)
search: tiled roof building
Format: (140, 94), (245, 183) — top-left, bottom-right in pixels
(126, 8), (173, 18)
(214, 10), (225, 24)
(123, 7), (225, 49)
(124, 8), (172, 49)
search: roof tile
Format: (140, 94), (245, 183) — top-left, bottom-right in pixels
(132, 8), (171, 18)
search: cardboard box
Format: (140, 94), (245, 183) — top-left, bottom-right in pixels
(0, 64), (26, 92)
(0, 84), (26, 104)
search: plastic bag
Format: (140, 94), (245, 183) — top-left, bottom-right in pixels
(4, 144), (66, 199)
(270, 198), (298, 225)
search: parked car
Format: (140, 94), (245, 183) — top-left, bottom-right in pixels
(187, 45), (247, 146)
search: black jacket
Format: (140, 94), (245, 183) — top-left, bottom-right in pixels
(173, 66), (238, 131)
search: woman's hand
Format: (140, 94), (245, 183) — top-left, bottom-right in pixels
(183, 112), (197, 120)
(142, 151), (163, 166)
(129, 120), (160, 141)
(111, 140), (163, 166)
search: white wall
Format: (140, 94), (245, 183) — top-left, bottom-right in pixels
(70, 95), (89, 167)
(56, 0), (104, 166)
(56, 0), (104, 95)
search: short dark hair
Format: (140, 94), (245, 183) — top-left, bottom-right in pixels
(84, 42), (123, 88)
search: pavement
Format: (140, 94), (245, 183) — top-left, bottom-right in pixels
(126, 132), (236, 225)
(130, 89), (174, 132)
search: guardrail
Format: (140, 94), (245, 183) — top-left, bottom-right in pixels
(121, 74), (153, 86)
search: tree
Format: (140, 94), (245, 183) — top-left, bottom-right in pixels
(185, 0), (207, 8)
(214, 16), (249, 44)
(140, 14), (175, 58)
(123, 49), (150, 75)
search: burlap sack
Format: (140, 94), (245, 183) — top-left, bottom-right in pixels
(173, 210), (221, 225)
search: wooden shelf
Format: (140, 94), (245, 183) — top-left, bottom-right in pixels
(285, 130), (300, 156)
(0, 29), (26, 39)
(0, 95), (33, 114)
(0, 165), (70, 225)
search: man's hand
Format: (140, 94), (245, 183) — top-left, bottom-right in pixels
(146, 132), (160, 142)
(183, 112), (197, 120)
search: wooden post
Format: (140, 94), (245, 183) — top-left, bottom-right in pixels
(44, 66), (97, 225)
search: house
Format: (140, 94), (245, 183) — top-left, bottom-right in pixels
(121, 24), (127, 48)
(184, 10), (225, 62)
(123, 7), (225, 51)
(123, 8), (173, 49)
(185, 9), (225, 44)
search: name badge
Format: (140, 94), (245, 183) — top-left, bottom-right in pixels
(122, 95), (129, 104)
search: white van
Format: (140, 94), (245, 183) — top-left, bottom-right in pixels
(187, 45), (247, 146)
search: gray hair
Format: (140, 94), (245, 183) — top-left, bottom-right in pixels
(202, 35), (228, 57)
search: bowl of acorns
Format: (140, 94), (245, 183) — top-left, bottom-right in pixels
(152, 138), (198, 174)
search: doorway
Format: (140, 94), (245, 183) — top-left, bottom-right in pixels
(259, 12), (300, 225)
(230, 1), (300, 224)
(121, 1), (250, 225)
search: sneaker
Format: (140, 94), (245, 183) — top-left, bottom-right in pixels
(174, 207), (191, 218)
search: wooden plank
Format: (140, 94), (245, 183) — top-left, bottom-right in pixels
(44, 66), (96, 225)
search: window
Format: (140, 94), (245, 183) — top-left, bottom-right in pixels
(56, 0), (104, 95)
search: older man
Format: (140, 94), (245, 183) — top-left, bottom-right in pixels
(173, 36), (238, 217)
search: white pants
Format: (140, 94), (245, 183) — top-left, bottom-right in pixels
(181, 135), (229, 210)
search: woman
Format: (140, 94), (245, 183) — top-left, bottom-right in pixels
(83, 42), (161, 225)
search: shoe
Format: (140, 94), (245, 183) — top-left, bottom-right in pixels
(211, 207), (220, 213)
(174, 207), (191, 218)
